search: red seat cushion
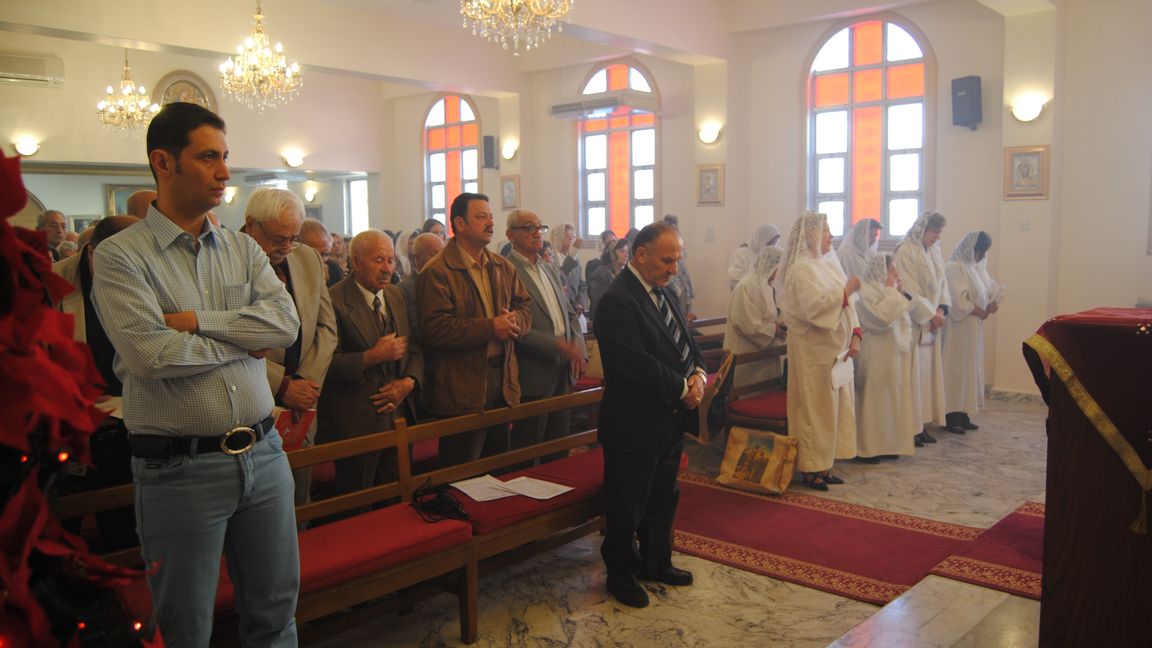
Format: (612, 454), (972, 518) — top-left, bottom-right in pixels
(727, 390), (788, 419)
(413, 439), (438, 465)
(312, 461), (336, 483)
(573, 376), (602, 391)
(456, 448), (604, 534)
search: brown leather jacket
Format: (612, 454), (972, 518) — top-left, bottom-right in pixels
(416, 238), (532, 416)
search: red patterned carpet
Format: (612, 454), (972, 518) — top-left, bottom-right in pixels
(673, 472), (982, 605)
(929, 501), (1044, 600)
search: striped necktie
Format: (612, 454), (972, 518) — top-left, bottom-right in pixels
(653, 286), (692, 376)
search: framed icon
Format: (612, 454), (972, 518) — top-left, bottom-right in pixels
(697, 164), (725, 206)
(1003, 145), (1049, 200)
(154, 70), (217, 112)
(501, 175), (521, 210)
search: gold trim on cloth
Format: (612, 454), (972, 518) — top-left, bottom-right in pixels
(1025, 333), (1152, 533)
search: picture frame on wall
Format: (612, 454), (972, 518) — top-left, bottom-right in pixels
(104, 183), (155, 217)
(501, 175), (520, 210)
(305, 205), (323, 222)
(72, 216), (100, 233)
(697, 164), (725, 206)
(154, 70), (217, 113)
(1003, 145), (1050, 200)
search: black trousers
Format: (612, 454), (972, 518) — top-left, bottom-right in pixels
(600, 437), (683, 579)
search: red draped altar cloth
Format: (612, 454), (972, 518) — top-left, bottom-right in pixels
(1023, 307), (1152, 647)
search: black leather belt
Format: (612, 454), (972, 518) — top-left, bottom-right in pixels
(129, 416), (275, 459)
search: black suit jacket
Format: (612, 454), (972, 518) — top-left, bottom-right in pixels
(593, 267), (704, 455)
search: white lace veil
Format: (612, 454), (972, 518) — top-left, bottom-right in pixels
(950, 230), (991, 308)
(862, 251), (891, 284)
(753, 245), (783, 279)
(839, 219), (879, 257)
(749, 224), (781, 254)
(777, 212), (829, 321)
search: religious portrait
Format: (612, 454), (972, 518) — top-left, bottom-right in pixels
(1003, 145), (1050, 200)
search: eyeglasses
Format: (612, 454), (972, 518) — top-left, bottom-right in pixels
(510, 224), (549, 235)
(257, 222), (301, 250)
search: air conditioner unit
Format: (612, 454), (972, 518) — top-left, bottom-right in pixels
(549, 89), (659, 120)
(0, 53), (65, 88)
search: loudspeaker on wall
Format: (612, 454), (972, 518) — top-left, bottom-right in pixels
(482, 135), (499, 169)
(952, 76), (982, 130)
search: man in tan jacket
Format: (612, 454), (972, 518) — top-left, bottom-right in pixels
(417, 192), (532, 466)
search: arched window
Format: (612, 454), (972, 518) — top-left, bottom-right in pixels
(425, 95), (480, 225)
(807, 19), (929, 237)
(578, 63), (658, 236)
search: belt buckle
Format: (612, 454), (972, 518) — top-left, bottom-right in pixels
(221, 426), (257, 455)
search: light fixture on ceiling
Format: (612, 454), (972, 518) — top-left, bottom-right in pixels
(501, 138), (519, 160)
(460, 0), (573, 56)
(13, 138), (40, 157)
(1010, 93), (1048, 123)
(698, 121), (723, 145)
(96, 49), (160, 131)
(282, 148), (305, 168)
(219, 0), (303, 112)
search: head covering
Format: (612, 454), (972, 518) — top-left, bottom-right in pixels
(752, 246), (783, 279)
(950, 230), (993, 309)
(749, 224), (781, 254)
(862, 251), (891, 284)
(862, 253), (912, 350)
(839, 219), (879, 262)
(902, 210), (942, 248)
(776, 212), (828, 320)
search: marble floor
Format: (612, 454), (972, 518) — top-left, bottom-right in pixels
(303, 396), (1047, 647)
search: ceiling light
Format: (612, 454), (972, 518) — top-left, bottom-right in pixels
(460, 0), (573, 56)
(96, 49), (160, 131)
(220, 0), (303, 112)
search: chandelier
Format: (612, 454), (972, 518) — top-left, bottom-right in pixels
(460, 0), (573, 56)
(95, 50), (160, 131)
(219, 0), (302, 112)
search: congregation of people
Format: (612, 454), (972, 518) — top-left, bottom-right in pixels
(723, 212), (1003, 491)
(33, 100), (1003, 642)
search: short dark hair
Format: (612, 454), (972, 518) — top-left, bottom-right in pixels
(975, 231), (992, 254)
(632, 222), (677, 251)
(90, 216), (138, 249)
(421, 218), (443, 233)
(146, 102), (226, 182)
(449, 192), (489, 233)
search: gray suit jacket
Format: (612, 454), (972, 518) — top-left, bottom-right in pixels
(318, 276), (424, 441)
(266, 244), (338, 394)
(508, 251), (586, 398)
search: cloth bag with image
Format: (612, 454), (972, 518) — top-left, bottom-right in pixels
(716, 426), (798, 495)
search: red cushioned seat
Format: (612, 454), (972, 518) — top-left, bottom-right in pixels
(572, 376), (602, 391)
(456, 448), (604, 534)
(412, 438), (438, 466)
(312, 461), (336, 483)
(727, 390), (787, 418)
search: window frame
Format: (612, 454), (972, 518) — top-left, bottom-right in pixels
(423, 93), (481, 226)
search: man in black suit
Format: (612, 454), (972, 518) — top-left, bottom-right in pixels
(593, 222), (706, 608)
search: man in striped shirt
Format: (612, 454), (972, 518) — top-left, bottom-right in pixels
(92, 102), (301, 647)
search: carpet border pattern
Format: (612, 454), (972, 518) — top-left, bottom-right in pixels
(929, 556), (1042, 599)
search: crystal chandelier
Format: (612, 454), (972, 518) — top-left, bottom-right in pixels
(460, 0), (573, 56)
(219, 0), (302, 112)
(95, 50), (160, 130)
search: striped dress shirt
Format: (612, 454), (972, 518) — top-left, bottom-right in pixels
(92, 206), (300, 437)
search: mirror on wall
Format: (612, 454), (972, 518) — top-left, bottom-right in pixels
(19, 161), (366, 234)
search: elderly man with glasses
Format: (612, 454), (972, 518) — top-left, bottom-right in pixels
(242, 187), (338, 505)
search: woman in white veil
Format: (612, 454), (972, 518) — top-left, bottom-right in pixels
(854, 253), (918, 460)
(723, 246), (786, 388)
(728, 223), (781, 289)
(778, 212), (861, 490)
(893, 211), (950, 446)
(837, 218), (882, 280)
(942, 231), (1001, 432)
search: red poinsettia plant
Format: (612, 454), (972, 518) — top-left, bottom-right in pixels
(0, 150), (162, 647)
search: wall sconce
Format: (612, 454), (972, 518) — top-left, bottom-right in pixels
(281, 148), (305, 168)
(303, 183), (319, 202)
(223, 187), (238, 204)
(1010, 94), (1048, 123)
(698, 121), (723, 145)
(13, 138), (40, 157)
(501, 139), (519, 160)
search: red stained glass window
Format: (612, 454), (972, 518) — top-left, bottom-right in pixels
(808, 19), (928, 236)
(425, 95), (480, 224)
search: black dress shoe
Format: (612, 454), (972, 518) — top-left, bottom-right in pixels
(823, 473), (845, 485)
(961, 420), (979, 431)
(918, 430), (938, 444)
(640, 566), (694, 586)
(944, 425), (966, 434)
(607, 574), (650, 607)
(914, 436), (924, 448)
(879, 454), (900, 460)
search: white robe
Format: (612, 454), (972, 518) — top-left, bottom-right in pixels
(943, 260), (986, 415)
(894, 242), (949, 427)
(723, 274), (784, 388)
(728, 246), (755, 289)
(854, 282), (917, 457)
(784, 259), (858, 473)
(837, 245), (869, 281)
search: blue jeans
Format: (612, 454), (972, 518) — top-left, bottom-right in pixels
(133, 430), (299, 648)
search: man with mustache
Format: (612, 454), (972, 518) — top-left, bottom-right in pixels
(416, 192), (532, 465)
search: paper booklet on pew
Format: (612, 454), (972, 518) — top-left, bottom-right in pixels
(274, 408), (316, 452)
(452, 474), (574, 501)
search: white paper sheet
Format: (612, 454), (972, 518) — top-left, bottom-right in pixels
(831, 350), (854, 389)
(498, 476), (574, 500)
(450, 474), (518, 502)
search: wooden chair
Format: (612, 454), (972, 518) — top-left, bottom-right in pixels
(724, 346), (788, 435)
(693, 349), (734, 445)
